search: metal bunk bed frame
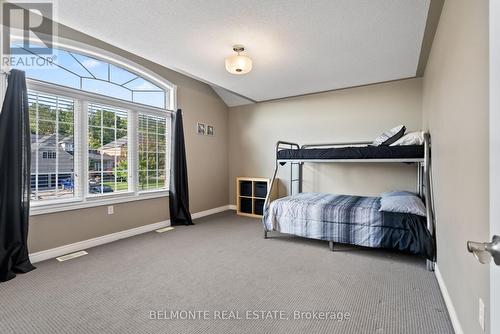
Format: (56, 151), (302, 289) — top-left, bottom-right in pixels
(263, 133), (436, 271)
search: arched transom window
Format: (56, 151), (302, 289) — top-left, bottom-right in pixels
(11, 41), (169, 109)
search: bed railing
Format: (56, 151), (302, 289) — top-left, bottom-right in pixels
(423, 133), (435, 270)
(301, 141), (372, 149)
(263, 133), (435, 271)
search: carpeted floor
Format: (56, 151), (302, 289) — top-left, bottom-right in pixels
(0, 211), (453, 334)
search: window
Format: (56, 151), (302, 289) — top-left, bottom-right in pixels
(11, 41), (167, 109)
(29, 91), (75, 201)
(88, 103), (129, 195)
(12, 42), (175, 212)
(138, 114), (168, 191)
(42, 151), (57, 159)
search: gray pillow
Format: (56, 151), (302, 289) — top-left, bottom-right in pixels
(379, 191), (426, 216)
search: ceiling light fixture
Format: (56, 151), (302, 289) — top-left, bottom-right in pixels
(225, 45), (252, 75)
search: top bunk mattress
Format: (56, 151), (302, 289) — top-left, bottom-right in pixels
(277, 145), (424, 160)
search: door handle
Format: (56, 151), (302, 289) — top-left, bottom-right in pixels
(467, 235), (500, 265)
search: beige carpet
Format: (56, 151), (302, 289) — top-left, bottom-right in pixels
(0, 211), (453, 334)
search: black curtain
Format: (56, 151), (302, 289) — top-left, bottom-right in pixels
(0, 69), (36, 282)
(169, 110), (193, 226)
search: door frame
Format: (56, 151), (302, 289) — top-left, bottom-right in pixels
(489, 1), (500, 333)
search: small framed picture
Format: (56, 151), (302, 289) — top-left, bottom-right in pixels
(196, 122), (206, 135)
(207, 125), (214, 136)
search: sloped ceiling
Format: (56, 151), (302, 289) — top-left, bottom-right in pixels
(55, 0), (431, 106)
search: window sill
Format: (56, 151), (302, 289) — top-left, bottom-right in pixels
(30, 190), (169, 216)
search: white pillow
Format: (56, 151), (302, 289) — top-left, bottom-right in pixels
(371, 125), (406, 146)
(390, 131), (424, 146)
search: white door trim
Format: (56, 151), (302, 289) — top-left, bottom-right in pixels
(435, 265), (464, 334)
(489, 1), (500, 333)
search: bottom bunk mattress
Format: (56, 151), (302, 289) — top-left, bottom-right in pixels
(263, 193), (434, 260)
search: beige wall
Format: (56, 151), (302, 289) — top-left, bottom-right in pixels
(422, 1), (490, 333)
(228, 78), (423, 203)
(29, 24), (229, 253)
(29, 198), (168, 253)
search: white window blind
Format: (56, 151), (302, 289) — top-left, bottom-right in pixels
(29, 91), (75, 201)
(138, 113), (169, 191)
(87, 103), (129, 195)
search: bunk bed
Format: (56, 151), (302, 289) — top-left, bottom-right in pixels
(263, 133), (436, 271)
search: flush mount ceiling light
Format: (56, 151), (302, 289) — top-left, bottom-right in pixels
(225, 45), (252, 75)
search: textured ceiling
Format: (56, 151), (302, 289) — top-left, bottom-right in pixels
(56, 0), (430, 106)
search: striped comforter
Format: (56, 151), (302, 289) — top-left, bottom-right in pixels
(263, 193), (434, 259)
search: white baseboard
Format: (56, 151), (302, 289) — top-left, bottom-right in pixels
(435, 264), (464, 334)
(191, 205), (233, 219)
(30, 204), (233, 264)
(228, 204), (237, 210)
(29, 220), (170, 264)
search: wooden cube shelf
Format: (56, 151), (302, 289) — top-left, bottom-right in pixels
(236, 177), (278, 218)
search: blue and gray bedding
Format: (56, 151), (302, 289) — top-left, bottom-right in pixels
(263, 193), (434, 259)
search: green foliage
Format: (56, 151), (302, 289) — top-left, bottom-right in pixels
(115, 159), (128, 181)
(87, 109), (128, 149)
(88, 126), (101, 149)
(29, 103), (74, 137)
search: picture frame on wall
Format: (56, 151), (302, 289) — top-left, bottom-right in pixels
(196, 122), (206, 135)
(207, 125), (214, 136)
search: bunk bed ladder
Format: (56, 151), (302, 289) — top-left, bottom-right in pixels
(289, 161), (303, 196)
(264, 141), (300, 239)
